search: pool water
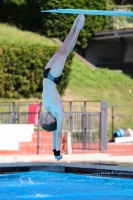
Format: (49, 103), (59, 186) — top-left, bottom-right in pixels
(0, 171), (133, 200)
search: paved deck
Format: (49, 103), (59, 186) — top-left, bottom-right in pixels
(0, 152), (133, 166)
(0, 153), (133, 177)
(0, 142), (133, 176)
(0, 142), (133, 165)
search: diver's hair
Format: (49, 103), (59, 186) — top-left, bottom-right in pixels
(41, 118), (57, 132)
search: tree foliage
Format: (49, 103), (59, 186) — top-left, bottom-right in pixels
(0, 0), (110, 52)
(0, 42), (73, 98)
(113, 0), (133, 4)
(41, 0), (110, 52)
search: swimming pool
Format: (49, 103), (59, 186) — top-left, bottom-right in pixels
(0, 171), (133, 200)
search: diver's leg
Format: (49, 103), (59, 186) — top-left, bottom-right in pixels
(50, 14), (85, 77)
(49, 28), (81, 77)
(52, 131), (56, 150)
(53, 111), (64, 160)
(45, 15), (79, 69)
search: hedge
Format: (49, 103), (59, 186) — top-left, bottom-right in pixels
(0, 42), (74, 98)
(0, 0), (110, 51)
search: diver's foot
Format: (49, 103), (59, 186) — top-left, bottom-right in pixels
(76, 13), (85, 30)
(72, 15), (79, 30)
(55, 155), (63, 161)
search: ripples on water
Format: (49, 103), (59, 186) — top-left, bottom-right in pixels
(0, 171), (133, 200)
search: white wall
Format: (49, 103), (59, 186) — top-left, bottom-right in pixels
(0, 124), (34, 150)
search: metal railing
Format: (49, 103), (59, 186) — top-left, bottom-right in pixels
(108, 105), (133, 140)
(109, 5), (133, 30)
(0, 101), (108, 153)
(70, 112), (101, 152)
(0, 100), (102, 113)
(0, 102), (132, 148)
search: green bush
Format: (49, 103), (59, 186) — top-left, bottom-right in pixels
(0, 42), (74, 98)
(41, 0), (110, 51)
(0, 0), (110, 52)
(113, 0), (133, 5)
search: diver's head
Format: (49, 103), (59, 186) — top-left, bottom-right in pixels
(41, 112), (57, 132)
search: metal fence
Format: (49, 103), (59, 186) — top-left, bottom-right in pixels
(0, 101), (103, 113)
(0, 101), (108, 154)
(0, 102), (132, 151)
(68, 112), (101, 152)
(108, 105), (133, 140)
(110, 6), (133, 30)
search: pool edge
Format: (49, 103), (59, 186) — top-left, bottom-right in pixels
(0, 162), (133, 178)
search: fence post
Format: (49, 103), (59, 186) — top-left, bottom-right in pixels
(100, 100), (108, 153)
(112, 106), (114, 140)
(82, 101), (87, 149)
(70, 101), (73, 134)
(12, 102), (17, 124)
(66, 131), (72, 154)
(84, 101), (86, 113)
(67, 101), (73, 154)
(37, 102), (42, 155)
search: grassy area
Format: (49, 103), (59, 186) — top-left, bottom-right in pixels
(0, 23), (57, 46)
(63, 56), (133, 106)
(1, 23), (133, 139)
(1, 23), (133, 106)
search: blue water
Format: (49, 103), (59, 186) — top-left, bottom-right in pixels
(0, 171), (133, 200)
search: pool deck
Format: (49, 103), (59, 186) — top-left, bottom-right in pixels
(0, 142), (133, 176)
(0, 153), (133, 177)
(1, 142), (133, 165)
(0, 153), (133, 164)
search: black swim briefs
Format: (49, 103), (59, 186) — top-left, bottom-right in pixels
(43, 68), (62, 85)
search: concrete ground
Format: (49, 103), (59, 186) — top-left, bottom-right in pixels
(0, 142), (133, 165)
(0, 151), (133, 178)
(0, 153), (133, 166)
(0, 143), (133, 176)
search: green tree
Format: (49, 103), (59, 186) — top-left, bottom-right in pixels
(41, 0), (110, 54)
(0, 0), (110, 54)
(113, 0), (133, 4)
